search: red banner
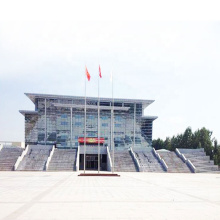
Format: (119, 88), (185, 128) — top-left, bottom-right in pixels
(78, 137), (105, 144)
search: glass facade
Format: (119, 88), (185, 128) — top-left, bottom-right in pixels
(20, 93), (157, 149)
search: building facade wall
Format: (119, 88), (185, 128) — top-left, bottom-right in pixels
(23, 95), (156, 149)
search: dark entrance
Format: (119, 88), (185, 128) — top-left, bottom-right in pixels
(80, 154), (107, 170)
(86, 155), (98, 170)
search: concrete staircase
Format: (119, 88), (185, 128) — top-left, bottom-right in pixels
(158, 150), (191, 173)
(0, 146), (23, 171)
(134, 149), (165, 172)
(17, 145), (52, 171)
(111, 150), (137, 172)
(178, 148), (219, 173)
(47, 149), (77, 171)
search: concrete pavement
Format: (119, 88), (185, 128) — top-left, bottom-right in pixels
(0, 172), (220, 220)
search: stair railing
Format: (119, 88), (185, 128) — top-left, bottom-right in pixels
(45, 145), (55, 171)
(106, 146), (112, 172)
(175, 148), (196, 173)
(186, 160), (196, 173)
(152, 148), (168, 172)
(14, 145), (29, 170)
(75, 145), (80, 172)
(175, 148), (187, 162)
(130, 147), (142, 172)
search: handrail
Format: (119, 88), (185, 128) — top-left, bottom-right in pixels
(161, 158), (168, 171)
(175, 148), (186, 162)
(75, 145), (80, 172)
(130, 147), (141, 172)
(152, 148), (168, 171)
(14, 145), (29, 170)
(21, 142), (25, 149)
(186, 159), (196, 173)
(182, 154), (187, 161)
(175, 148), (196, 173)
(107, 146), (112, 172)
(176, 148), (196, 173)
(45, 145), (55, 171)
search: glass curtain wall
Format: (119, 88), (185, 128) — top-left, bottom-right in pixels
(24, 97), (154, 149)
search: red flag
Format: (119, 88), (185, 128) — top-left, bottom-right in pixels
(99, 65), (102, 78)
(85, 66), (91, 81)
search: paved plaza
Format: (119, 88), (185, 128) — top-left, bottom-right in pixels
(0, 172), (220, 220)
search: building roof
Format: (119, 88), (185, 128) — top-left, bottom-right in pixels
(19, 110), (38, 116)
(25, 93), (155, 109)
(141, 116), (158, 121)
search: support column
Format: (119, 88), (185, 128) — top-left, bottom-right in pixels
(98, 100), (100, 173)
(70, 107), (73, 148)
(112, 107), (114, 173)
(45, 99), (47, 145)
(110, 102), (112, 151)
(133, 103), (136, 149)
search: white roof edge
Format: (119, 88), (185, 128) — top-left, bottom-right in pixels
(25, 93), (155, 106)
(19, 110), (38, 116)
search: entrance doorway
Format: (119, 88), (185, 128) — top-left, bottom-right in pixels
(86, 155), (98, 170)
(79, 154), (107, 171)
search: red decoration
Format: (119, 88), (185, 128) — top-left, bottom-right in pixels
(78, 137), (105, 144)
(99, 65), (102, 78)
(85, 66), (91, 81)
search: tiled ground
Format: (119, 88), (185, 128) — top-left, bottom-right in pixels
(0, 172), (220, 220)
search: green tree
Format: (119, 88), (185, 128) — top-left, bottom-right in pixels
(152, 127), (216, 159)
(164, 137), (172, 150)
(152, 138), (165, 150)
(196, 127), (213, 158)
(180, 127), (193, 148)
(213, 140), (220, 166)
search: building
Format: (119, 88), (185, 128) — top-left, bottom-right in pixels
(0, 95), (217, 172)
(19, 93), (157, 170)
(20, 93), (157, 149)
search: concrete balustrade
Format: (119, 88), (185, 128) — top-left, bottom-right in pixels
(176, 148), (196, 173)
(76, 146), (80, 172)
(152, 148), (168, 171)
(132, 148), (164, 172)
(14, 145), (29, 170)
(45, 145), (55, 170)
(21, 142), (25, 149)
(107, 146), (112, 172)
(175, 149), (187, 163)
(186, 159), (196, 173)
(130, 147), (141, 172)
(175, 148), (186, 162)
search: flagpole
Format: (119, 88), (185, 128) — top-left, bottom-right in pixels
(134, 103), (136, 149)
(98, 72), (100, 173)
(84, 68), (87, 174)
(111, 71), (114, 174)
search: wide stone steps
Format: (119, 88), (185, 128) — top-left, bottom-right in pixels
(0, 147), (23, 171)
(17, 145), (51, 171)
(178, 148), (219, 173)
(134, 150), (165, 172)
(111, 150), (137, 172)
(158, 151), (191, 173)
(47, 149), (77, 171)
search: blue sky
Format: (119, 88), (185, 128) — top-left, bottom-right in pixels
(0, 20), (220, 142)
